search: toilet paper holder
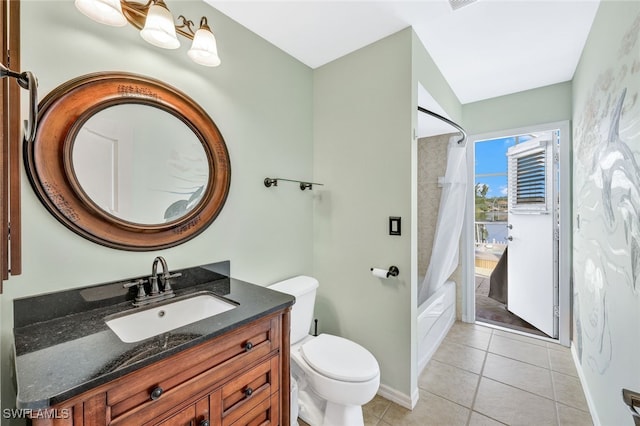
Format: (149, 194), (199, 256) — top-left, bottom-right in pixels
(370, 266), (399, 278)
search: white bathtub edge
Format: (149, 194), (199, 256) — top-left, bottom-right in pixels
(417, 281), (456, 376)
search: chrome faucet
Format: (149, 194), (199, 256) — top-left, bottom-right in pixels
(149, 256), (167, 296)
(122, 256), (182, 306)
(152, 256), (182, 296)
(150, 256), (181, 298)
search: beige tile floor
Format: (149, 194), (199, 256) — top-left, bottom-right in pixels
(299, 322), (593, 426)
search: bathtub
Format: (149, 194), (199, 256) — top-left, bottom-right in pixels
(417, 281), (456, 375)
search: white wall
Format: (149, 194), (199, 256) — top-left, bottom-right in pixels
(571, 1), (640, 424)
(1, 1), (313, 419)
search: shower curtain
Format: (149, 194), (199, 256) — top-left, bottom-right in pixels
(418, 135), (468, 306)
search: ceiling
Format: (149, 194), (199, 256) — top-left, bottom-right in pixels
(205, 0), (600, 105)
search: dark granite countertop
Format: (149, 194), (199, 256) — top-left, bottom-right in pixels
(12, 261), (294, 410)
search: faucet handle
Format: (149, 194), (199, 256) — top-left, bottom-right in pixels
(161, 272), (182, 293)
(122, 278), (145, 288)
(123, 279), (147, 301)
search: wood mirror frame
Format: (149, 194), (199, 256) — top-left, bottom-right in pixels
(24, 72), (231, 251)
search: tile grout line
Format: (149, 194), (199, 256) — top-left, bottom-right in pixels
(548, 346), (562, 426)
(376, 400), (391, 425)
(465, 327), (492, 426)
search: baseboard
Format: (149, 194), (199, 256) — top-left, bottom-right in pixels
(571, 343), (601, 426)
(410, 387), (420, 409)
(377, 384), (417, 410)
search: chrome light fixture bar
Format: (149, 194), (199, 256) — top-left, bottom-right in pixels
(75, 0), (221, 67)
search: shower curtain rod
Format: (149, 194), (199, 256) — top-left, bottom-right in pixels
(417, 106), (467, 146)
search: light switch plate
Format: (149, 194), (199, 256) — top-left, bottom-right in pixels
(389, 217), (401, 236)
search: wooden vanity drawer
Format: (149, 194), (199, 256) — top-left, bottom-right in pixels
(221, 356), (279, 426)
(108, 315), (281, 422)
(230, 392), (280, 426)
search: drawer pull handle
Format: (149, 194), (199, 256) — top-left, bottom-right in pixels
(244, 341), (254, 352)
(244, 387), (253, 398)
(150, 386), (163, 400)
(200, 421), (210, 426)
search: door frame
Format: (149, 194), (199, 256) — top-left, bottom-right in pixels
(461, 120), (571, 346)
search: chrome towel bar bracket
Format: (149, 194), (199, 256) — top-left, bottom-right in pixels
(264, 177), (324, 191)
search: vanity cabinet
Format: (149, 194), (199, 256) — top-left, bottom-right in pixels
(29, 310), (290, 426)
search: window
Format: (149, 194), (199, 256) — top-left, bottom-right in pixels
(507, 138), (554, 213)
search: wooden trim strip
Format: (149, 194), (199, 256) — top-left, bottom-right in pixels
(8, 0), (21, 277)
(1, 0), (8, 288)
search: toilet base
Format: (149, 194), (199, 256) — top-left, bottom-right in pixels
(294, 378), (365, 426)
(296, 386), (326, 426)
(323, 402), (364, 426)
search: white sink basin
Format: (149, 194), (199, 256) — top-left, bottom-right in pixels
(106, 293), (237, 343)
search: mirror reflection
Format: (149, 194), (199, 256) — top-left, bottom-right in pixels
(72, 104), (209, 225)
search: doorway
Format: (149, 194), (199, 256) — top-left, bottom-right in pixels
(462, 121), (571, 346)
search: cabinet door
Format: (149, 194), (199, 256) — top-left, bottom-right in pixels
(153, 392), (216, 426)
(155, 404), (195, 426)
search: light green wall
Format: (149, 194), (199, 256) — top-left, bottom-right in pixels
(462, 81), (572, 135)
(312, 27), (462, 404)
(410, 30), (463, 402)
(571, 1), (640, 425)
(411, 32), (462, 124)
(313, 28), (414, 400)
(1, 1), (313, 419)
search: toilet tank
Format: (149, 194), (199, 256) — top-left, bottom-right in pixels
(269, 276), (319, 344)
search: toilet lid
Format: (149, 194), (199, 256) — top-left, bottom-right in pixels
(300, 334), (379, 382)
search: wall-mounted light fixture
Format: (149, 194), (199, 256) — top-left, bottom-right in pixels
(75, 0), (221, 67)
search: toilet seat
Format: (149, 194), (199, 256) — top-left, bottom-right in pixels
(300, 334), (379, 382)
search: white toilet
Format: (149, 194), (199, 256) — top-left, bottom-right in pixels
(269, 276), (380, 426)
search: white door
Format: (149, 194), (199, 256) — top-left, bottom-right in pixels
(73, 117), (134, 218)
(506, 135), (559, 337)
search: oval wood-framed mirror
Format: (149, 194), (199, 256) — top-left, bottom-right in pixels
(24, 72), (231, 251)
